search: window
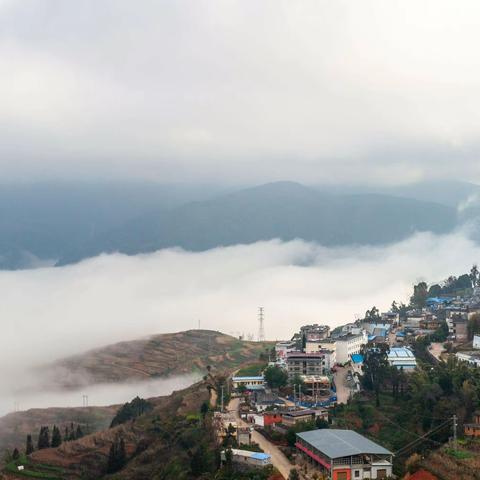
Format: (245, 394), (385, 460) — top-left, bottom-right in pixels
(354, 471), (360, 478)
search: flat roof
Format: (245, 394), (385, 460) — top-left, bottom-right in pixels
(232, 376), (264, 381)
(284, 409), (316, 417)
(297, 429), (392, 458)
(387, 347), (415, 358)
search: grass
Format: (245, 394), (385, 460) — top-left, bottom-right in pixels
(4, 455), (65, 480)
(445, 448), (473, 459)
(236, 363), (267, 376)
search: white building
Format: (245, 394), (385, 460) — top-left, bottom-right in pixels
(456, 351), (480, 367)
(335, 331), (368, 364)
(232, 376), (265, 390)
(221, 449), (272, 468)
(275, 341), (296, 359)
(473, 335), (480, 349)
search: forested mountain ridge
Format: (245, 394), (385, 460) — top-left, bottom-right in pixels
(57, 181), (458, 265)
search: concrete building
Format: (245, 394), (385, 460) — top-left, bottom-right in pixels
(474, 335), (480, 349)
(335, 332), (368, 364)
(448, 313), (468, 342)
(456, 351), (480, 367)
(295, 429), (393, 479)
(464, 411), (480, 437)
(387, 347), (417, 371)
(232, 376), (265, 390)
(381, 311), (400, 325)
(282, 409), (317, 427)
(221, 449), (271, 468)
(287, 352), (328, 378)
(275, 340), (296, 359)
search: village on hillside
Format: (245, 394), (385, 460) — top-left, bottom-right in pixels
(213, 267), (480, 480)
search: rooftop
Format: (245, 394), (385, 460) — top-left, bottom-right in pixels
(232, 376), (264, 381)
(229, 449), (271, 460)
(283, 409), (316, 417)
(387, 347), (415, 359)
(296, 429), (392, 458)
(351, 354), (364, 364)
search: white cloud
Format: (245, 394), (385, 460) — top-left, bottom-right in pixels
(0, 230), (478, 377)
(1, 1), (480, 183)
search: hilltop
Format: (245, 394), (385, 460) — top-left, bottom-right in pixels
(51, 330), (271, 387)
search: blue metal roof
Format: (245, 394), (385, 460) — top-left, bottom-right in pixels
(251, 452), (271, 460)
(351, 354), (364, 364)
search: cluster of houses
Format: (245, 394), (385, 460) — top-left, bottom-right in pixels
(222, 291), (480, 478)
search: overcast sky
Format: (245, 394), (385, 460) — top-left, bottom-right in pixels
(2, 0), (480, 184)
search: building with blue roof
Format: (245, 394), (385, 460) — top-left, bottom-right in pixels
(221, 448), (272, 468)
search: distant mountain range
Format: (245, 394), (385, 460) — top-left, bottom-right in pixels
(0, 180), (476, 269)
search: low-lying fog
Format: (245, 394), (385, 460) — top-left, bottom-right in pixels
(0, 374), (200, 417)
(1, 229), (480, 415)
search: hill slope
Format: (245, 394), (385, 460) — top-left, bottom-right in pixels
(51, 330), (271, 388)
(58, 181), (458, 265)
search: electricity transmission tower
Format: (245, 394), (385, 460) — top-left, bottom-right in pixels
(258, 307), (265, 342)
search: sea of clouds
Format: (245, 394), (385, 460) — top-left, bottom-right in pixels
(1, 230), (479, 413)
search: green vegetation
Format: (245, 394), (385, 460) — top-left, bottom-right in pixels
(110, 396), (153, 427)
(264, 365), (288, 389)
(4, 453), (65, 480)
(236, 363), (266, 377)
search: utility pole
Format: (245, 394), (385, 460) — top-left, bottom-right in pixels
(453, 414), (457, 450)
(221, 385), (224, 412)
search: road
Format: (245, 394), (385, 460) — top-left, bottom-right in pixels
(429, 342), (445, 362)
(228, 397), (294, 479)
(334, 366), (354, 404)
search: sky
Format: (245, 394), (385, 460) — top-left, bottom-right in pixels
(2, 0), (480, 184)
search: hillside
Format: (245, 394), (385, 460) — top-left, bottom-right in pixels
(0, 331), (269, 457)
(57, 181), (458, 265)
(3, 382), (211, 479)
(0, 405), (117, 461)
(51, 330), (271, 387)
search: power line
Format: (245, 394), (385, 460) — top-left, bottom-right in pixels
(395, 419), (451, 457)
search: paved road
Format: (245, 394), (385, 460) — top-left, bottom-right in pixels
(334, 366), (354, 404)
(228, 397), (294, 479)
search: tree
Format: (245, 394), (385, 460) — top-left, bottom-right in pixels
(51, 425), (62, 448)
(468, 313), (480, 340)
(289, 468), (300, 480)
(76, 425), (84, 439)
(411, 282), (428, 309)
(110, 396), (153, 427)
(107, 437), (127, 473)
(200, 401), (209, 419)
(190, 443), (209, 476)
(290, 373), (307, 394)
(471, 264), (479, 288)
(12, 448), (19, 460)
(286, 428), (297, 447)
(26, 434), (34, 455)
(361, 344), (390, 407)
(364, 306), (381, 323)
(264, 365), (288, 389)
(37, 426), (50, 450)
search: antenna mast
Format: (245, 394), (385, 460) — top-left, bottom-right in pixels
(258, 307), (265, 342)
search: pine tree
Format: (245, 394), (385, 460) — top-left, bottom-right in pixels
(107, 437), (127, 473)
(37, 426), (50, 450)
(51, 425), (62, 448)
(76, 425), (84, 439)
(26, 434), (34, 455)
(12, 448), (19, 460)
